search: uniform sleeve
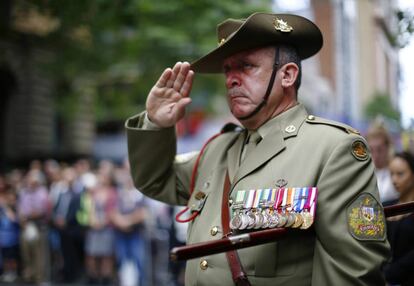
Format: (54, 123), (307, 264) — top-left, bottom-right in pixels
(125, 112), (197, 206)
(311, 134), (390, 286)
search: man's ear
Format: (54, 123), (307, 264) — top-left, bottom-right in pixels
(280, 63), (299, 88)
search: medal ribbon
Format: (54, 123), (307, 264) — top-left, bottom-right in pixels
(244, 189), (256, 209)
(303, 187), (312, 212)
(271, 189), (277, 203)
(286, 188), (294, 211)
(235, 190), (246, 208)
(309, 187), (318, 216)
(281, 188), (288, 211)
(299, 187), (308, 212)
(261, 188), (271, 208)
(252, 189), (262, 209)
(276, 188), (286, 213)
(293, 188), (302, 213)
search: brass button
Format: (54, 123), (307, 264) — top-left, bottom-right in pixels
(210, 226), (219, 236)
(200, 259), (208, 270)
(307, 115), (315, 120)
(195, 191), (206, 200)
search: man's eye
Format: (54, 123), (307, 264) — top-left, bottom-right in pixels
(242, 62), (256, 70)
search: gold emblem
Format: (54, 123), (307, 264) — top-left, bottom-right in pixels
(218, 38), (226, 46)
(274, 18), (293, 32)
(351, 140), (369, 161)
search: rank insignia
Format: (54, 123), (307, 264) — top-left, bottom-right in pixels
(351, 140), (369, 161)
(273, 18), (293, 32)
(347, 193), (386, 241)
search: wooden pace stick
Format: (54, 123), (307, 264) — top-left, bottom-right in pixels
(170, 201), (414, 261)
(383, 201), (414, 218)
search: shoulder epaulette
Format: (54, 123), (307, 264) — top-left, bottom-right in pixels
(305, 115), (360, 135)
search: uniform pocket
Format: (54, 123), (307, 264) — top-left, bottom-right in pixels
(239, 239), (298, 278)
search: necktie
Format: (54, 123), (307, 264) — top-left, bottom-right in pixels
(241, 131), (261, 163)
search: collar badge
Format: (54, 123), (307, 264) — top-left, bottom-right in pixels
(275, 179), (288, 188)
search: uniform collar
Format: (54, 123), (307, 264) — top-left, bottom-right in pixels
(256, 102), (308, 140)
(229, 103), (308, 185)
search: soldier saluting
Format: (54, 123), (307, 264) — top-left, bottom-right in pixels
(126, 12), (390, 286)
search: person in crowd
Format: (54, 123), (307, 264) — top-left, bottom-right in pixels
(126, 12), (390, 285)
(366, 123), (399, 205)
(73, 159), (94, 194)
(51, 167), (85, 283)
(18, 169), (50, 284)
(81, 172), (116, 285)
(43, 159), (61, 188)
(384, 151), (414, 286)
(0, 180), (19, 283)
(110, 167), (148, 286)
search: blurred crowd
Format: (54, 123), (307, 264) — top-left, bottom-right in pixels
(0, 159), (187, 286)
(366, 123), (414, 286)
(0, 122), (414, 286)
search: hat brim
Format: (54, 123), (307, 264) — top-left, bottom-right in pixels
(191, 13), (323, 73)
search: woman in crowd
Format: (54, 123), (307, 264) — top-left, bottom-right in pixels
(385, 151), (414, 286)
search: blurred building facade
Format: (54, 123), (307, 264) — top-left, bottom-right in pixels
(0, 1), (95, 170)
(275, 0), (400, 129)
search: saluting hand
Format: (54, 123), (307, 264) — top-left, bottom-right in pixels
(146, 61), (194, 127)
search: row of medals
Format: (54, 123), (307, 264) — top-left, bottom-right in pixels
(230, 208), (313, 230)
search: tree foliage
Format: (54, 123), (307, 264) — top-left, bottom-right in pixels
(364, 92), (400, 124)
(396, 8), (414, 48)
(14, 0), (271, 122)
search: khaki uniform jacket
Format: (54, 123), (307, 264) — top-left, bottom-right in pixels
(126, 104), (390, 286)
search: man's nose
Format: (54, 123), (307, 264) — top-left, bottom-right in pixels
(225, 72), (241, 88)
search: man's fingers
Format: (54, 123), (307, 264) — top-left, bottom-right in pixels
(166, 62), (182, 88)
(173, 62), (191, 92)
(172, 97), (192, 118)
(155, 68), (172, 88)
(180, 70), (194, 98)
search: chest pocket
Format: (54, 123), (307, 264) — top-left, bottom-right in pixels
(238, 231), (314, 278)
(238, 241), (295, 277)
(186, 169), (222, 244)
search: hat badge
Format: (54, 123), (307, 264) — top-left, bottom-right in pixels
(273, 18), (293, 33)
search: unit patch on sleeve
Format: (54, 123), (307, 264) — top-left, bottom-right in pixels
(350, 140), (369, 161)
(347, 193), (386, 241)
